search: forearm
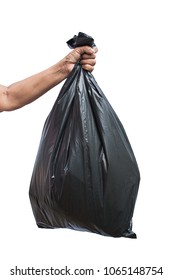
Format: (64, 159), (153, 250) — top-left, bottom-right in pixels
(2, 58), (69, 111)
(0, 46), (97, 112)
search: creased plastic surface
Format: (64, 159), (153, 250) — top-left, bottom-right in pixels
(29, 32), (140, 238)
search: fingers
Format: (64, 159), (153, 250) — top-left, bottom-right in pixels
(79, 46), (98, 72)
(66, 46), (98, 73)
(81, 64), (95, 72)
(81, 52), (96, 60)
(92, 46), (98, 54)
(80, 58), (96, 72)
(75, 46), (98, 56)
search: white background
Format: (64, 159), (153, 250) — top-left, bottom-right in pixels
(0, 0), (172, 279)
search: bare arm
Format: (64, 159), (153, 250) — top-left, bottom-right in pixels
(0, 46), (97, 112)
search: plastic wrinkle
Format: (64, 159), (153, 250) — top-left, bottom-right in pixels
(29, 32), (140, 238)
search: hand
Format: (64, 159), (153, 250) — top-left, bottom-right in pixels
(65, 46), (98, 73)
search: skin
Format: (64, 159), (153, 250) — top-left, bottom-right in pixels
(0, 46), (98, 112)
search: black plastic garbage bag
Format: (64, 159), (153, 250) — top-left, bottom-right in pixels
(29, 32), (140, 238)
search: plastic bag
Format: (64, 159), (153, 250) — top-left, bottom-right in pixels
(29, 32), (140, 238)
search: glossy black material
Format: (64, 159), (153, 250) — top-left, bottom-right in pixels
(66, 32), (96, 48)
(29, 33), (140, 238)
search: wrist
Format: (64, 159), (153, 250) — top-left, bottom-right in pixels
(48, 58), (70, 85)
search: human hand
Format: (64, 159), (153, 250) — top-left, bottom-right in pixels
(64, 46), (98, 73)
